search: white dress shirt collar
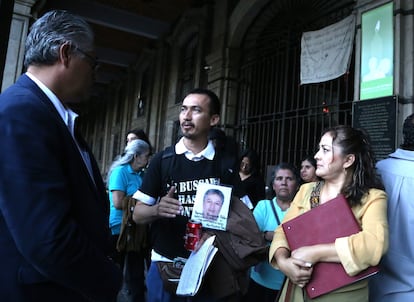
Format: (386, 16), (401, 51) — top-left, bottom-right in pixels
(175, 137), (215, 161)
(25, 72), (78, 136)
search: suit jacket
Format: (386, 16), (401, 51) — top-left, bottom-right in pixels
(0, 75), (122, 301)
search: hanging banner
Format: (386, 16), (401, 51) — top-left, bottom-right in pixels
(360, 2), (393, 100)
(300, 14), (355, 84)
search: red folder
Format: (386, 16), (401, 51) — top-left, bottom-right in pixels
(281, 194), (379, 298)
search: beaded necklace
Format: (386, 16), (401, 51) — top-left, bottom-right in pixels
(310, 181), (324, 208)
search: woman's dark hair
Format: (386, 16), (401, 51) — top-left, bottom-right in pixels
(301, 155), (317, 169)
(127, 128), (152, 152)
(300, 155), (319, 183)
(321, 125), (383, 206)
(239, 149), (261, 176)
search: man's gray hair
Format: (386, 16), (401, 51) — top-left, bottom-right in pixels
(24, 10), (94, 68)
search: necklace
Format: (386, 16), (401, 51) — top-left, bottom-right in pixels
(310, 181), (324, 208)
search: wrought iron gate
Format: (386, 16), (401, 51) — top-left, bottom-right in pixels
(236, 0), (355, 175)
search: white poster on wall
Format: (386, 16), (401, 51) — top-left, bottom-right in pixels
(300, 14), (355, 84)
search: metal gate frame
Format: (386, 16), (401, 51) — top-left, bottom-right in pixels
(236, 1), (355, 176)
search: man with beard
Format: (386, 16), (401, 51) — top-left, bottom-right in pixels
(132, 88), (241, 302)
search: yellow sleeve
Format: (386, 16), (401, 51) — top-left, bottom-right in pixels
(268, 183), (313, 267)
(335, 189), (388, 276)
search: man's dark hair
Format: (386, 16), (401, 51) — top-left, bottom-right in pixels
(187, 88), (221, 116)
(401, 113), (414, 150)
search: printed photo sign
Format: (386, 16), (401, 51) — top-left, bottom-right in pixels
(191, 183), (232, 231)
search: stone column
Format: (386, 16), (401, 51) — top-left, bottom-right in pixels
(1, 0), (36, 92)
(0, 0), (14, 89)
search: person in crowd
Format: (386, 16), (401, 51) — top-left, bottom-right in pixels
(208, 127), (239, 157)
(112, 129), (151, 165)
(208, 127), (240, 186)
(0, 10), (122, 301)
(243, 163), (300, 302)
(209, 127), (227, 150)
(270, 125), (388, 301)
(369, 113), (414, 301)
(126, 128), (151, 149)
(237, 149), (266, 208)
(202, 189), (225, 221)
(300, 155), (319, 183)
(107, 139), (151, 301)
(131, 88), (243, 302)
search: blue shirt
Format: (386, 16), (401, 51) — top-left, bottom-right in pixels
(108, 164), (143, 235)
(250, 198), (287, 290)
(369, 148), (414, 301)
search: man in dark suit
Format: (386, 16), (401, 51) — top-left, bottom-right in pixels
(0, 10), (122, 301)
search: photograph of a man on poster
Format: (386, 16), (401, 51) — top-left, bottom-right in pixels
(202, 188), (224, 221)
(191, 183), (232, 231)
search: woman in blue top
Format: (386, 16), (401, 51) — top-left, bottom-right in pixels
(107, 139), (151, 302)
(243, 163), (300, 302)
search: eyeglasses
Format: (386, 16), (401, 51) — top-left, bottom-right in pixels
(74, 47), (99, 70)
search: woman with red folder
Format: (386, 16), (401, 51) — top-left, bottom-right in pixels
(269, 125), (388, 301)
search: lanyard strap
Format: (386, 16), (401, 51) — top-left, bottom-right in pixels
(270, 198), (281, 225)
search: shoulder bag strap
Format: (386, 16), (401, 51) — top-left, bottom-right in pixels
(269, 199), (281, 225)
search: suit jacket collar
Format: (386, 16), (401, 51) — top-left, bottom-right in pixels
(17, 74), (107, 200)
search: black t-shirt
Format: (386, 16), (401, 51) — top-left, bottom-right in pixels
(236, 174), (266, 207)
(139, 149), (237, 259)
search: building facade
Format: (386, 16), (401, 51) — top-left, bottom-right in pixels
(2, 0), (414, 179)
